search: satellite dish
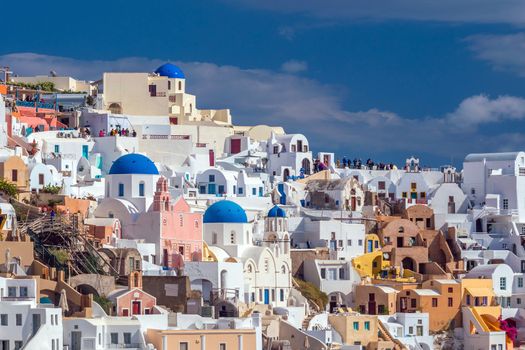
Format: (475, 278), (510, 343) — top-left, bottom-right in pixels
(50, 70), (57, 77)
(194, 320), (204, 330)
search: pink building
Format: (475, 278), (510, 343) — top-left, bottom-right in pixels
(108, 272), (157, 316)
(153, 178), (203, 267)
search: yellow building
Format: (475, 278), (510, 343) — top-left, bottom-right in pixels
(0, 155), (28, 190)
(328, 313), (395, 349)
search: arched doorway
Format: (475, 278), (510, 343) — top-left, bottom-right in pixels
(302, 158), (311, 175)
(283, 168), (290, 181)
(108, 103), (122, 114)
(75, 284), (100, 297)
(402, 257), (416, 272)
(191, 279), (213, 302)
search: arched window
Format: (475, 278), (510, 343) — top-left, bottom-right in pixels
(398, 226), (404, 233)
(178, 81), (182, 90)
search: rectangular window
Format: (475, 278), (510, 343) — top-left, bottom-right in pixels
(252, 188), (256, 195)
(39, 173), (44, 185)
(347, 239), (352, 246)
(54, 145), (60, 153)
(8, 287), (16, 297)
(220, 344), (226, 350)
(500, 277), (507, 290)
(353, 321), (359, 331)
(402, 192), (407, 198)
(16, 314), (22, 326)
(409, 326), (413, 334)
(0, 314), (7, 326)
(19, 287), (27, 298)
(179, 342), (189, 350)
(118, 183), (124, 197)
(149, 84), (157, 96)
(218, 185), (225, 194)
(320, 268), (326, 279)
(110, 333), (118, 344)
(432, 298), (438, 307)
(503, 199), (509, 210)
(448, 287), (453, 293)
(518, 298), (522, 305)
(378, 181), (385, 190)
(339, 268), (345, 279)
(199, 185), (206, 194)
(411, 182), (417, 190)
(448, 298), (453, 307)
(358, 239), (363, 246)
(139, 183), (145, 196)
(364, 321), (370, 330)
(411, 299), (417, 308)
(518, 277), (524, 288)
(238, 187), (243, 195)
(209, 175), (215, 182)
(123, 333), (131, 344)
(280, 289), (284, 302)
(466, 295), (471, 305)
(15, 341), (22, 350)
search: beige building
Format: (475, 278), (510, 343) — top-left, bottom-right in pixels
(0, 155), (28, 190)
(11, 75), (94, 93)
(146, 328), (257, 350)
(329, 313), (395, 349)
(100, 63), (231, 126)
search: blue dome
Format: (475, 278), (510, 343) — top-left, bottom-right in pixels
(155, 63), (185, 79)
(203, 200), (248, 224)
(268, 205), (286, 218)
(109, 154), (159, 175)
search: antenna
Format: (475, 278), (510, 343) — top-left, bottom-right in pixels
(50, 70), (57, 77)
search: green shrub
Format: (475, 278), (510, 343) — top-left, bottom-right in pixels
(0, 179), (19, 197)
(295, 279), (328, 310)
(42, 185), (62, 194)
(49, 248), (69, 265)
(93, 295), (112, 314)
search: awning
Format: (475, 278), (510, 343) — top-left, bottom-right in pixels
(465, 287), (495, 297)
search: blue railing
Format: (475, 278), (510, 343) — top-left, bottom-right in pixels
(16, 100), (55, 109)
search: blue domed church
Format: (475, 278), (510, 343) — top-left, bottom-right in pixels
(201, 201), (292, 307)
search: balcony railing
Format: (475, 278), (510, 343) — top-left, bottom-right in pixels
(2, 296), (34, 301)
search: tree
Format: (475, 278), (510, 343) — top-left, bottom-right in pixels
(0, 179), (19, 197)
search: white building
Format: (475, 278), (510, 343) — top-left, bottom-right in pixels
(0, 277), (63, 350)
(266, 133), (312, 179)
(379, 313), (434, 350)
(203, 201), (293, 307)
(463, 152), (525, 222)
(196, 168), (264, 198)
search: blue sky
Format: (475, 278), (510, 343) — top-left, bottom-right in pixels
(2, 0), (525, 167)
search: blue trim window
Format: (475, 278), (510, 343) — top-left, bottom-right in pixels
(238, 187), (243, 195)
(139, 182), (145, 196)
(118, 183), (125, 197)
(252, 188), (256, 195)
(54, 145), (60, 153)
(199, 185), (206, 194)
(209, 175), (215, 182)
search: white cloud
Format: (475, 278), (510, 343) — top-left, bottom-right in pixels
(281, 60), (308, 73)
(465, 33), (525, 76)
(2, 52), (525, 161)
(221, 0), (525, 25)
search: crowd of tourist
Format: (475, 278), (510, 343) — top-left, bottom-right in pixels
(98, 128), (137, 137)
